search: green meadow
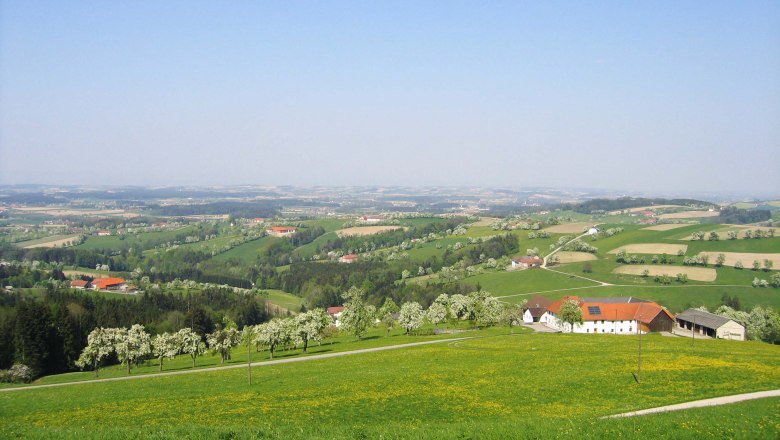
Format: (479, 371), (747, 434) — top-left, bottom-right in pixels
(1, 331), (778, 439)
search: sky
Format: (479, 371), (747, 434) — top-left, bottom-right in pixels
(1, 1), (779, 195)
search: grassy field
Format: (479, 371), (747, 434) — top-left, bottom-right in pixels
(14, 234), (80, 248)
(75, 226), (197, 251)
(211, 236), (279, 263)
(1, 331), (778, 439)
(262, 289), (303, 312)
(458, 267), (600, 295)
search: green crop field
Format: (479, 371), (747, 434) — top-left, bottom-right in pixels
(458, 267), (600, 295)
(1, 331), (778, 439)
(75, 226), (198, 251)
(211, 236), (279, 263)
(262, 289), (303, 312)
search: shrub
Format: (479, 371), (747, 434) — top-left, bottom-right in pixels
(9, 364), (33, 383)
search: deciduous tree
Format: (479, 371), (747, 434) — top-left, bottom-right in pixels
(558, 299), (583, 333)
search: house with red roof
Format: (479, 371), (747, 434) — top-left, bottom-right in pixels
(511, 256), (543, 269)
(327, 306), (345, 327)
(361, 215), (385, 223)
(266, 226), (297, 237)
(339, 254), (359, 263)
(541, 296), (674, 334)
(91, 277), (128, 292)
(70, 279), (92, 289)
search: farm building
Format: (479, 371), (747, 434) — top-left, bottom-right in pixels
(327, 306), (345, 327)
(96, 230), (111, 236)
(522, 295), (554, 323)
(675, 309), (745, 341)
(266, 226), (297, 237)
(70, 280), (92, 289)
(511, 256), (543, 269)
(91, 277), (128, 291)
(339, 254), (359, 263)
(541, 296), (674, 334)
(361, 215), (385, 223)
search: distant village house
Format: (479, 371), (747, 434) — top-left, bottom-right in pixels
(339, 254), (359, 263)
(511, 256), (543, 269)
(266, 226), (297, 237)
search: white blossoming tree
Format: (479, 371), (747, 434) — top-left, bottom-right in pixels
(501, 302), (526, 333)
(152, 332), (180, 372)
(115, 324), (151, 375)
(473, 292), (502, 328)
(449, 294), (474, 323)
(378, 298), (399, 336)
(339, 286), (374, 340)
(426, 302), (448, 330)
(207, 326), (241, 364)
(398, 301), (425, 335)
(177, 327), (206, 368)
(75, 327), (116, 377)
(294, 309), (330, 353)
(255, 319), (287, 359)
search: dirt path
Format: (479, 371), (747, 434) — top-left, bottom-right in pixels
(0, 337), (473, 393)
(603, 389), (780, 418)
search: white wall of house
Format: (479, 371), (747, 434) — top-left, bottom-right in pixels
(523, 309), (534, 324)
(542, 312), (643, 334)
(716, 321), (746, 341)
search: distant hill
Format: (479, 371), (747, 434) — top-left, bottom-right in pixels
(559, 197), (715, 214)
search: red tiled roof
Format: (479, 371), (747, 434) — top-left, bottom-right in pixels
(70, 280), (89, 288)
(269, 226), (296, 232)
(326, 306), (345, 315)
(341, 254), (358, 260)
(547, 296), (672, 323)
(92, 278), (126, 289)
(547, 296), (582, 314)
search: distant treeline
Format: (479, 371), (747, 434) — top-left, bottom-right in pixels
(714, 207), (771, 225)
(559, 197), (714, 214)
(146, 201), (280, 218)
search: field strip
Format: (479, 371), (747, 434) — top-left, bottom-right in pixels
(494, 283), (750, 300)
(543, 267), (610, 286)
(603, 389), (780, 419)
(0, 337), (474, 393)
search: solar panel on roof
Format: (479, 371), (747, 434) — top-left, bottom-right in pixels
(587, 306), (601, 315)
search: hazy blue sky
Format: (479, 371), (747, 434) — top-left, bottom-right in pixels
(1, 1), (779, 194)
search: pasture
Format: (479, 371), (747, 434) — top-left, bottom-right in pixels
(16, 234), (80, 248)
(641, 223), (691, 231)
(337, 226), (405, 236)
(1, 332), (778, 439)
(611, 265), (717, 282)
(608, 243), (688, 255)
(698, 252), (780, 269)
(659, 211), (719, 219)
(543, 222), (594, 233)
(555, 251), (597, 263)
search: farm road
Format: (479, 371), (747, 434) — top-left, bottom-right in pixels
(603, 389), (780, 418)
(0, 337), (474, 393)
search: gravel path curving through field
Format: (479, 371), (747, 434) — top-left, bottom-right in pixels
(0, 337), (475, 393)
(603, 389), (780, 418)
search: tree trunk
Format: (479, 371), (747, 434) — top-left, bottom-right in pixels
(127, 361), (131, 375)
(94, 358), (99, 378)
(192, 355), (196, 368)
(159, 358), (163, 372)
(303, 338), (308, 353)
